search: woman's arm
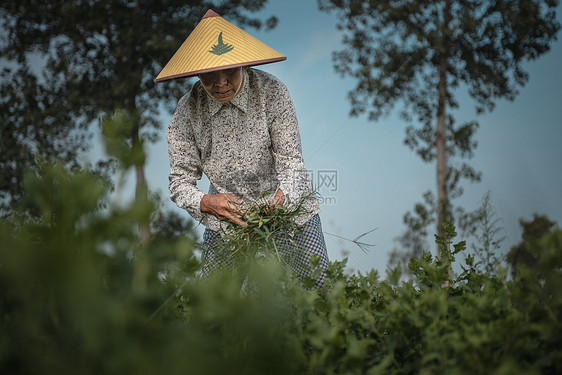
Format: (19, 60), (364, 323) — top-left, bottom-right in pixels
(167, 96), (207, 222)
(268, 80), (313, 203)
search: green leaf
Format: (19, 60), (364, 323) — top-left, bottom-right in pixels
(453, 240), (466, 254)
(209, 32), (234, 55)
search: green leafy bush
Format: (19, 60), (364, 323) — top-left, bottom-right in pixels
(1, 117), (560, 373)
(0, 163), (301, 375)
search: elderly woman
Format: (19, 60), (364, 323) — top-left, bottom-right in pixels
(156, 10), (329, 287)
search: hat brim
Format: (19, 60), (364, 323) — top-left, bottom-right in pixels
(155, 57), (286, 83)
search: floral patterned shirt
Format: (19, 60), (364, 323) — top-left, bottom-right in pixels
(167, 68), (320, 233)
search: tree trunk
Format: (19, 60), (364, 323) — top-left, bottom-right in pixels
(436, 60), (447, 257)
(131, 119), (152, 293)
(435, 0), (451, 257)
(135, 163), (152, 246)
(131, 121), (152, 249)
(123, 85), (152, 251)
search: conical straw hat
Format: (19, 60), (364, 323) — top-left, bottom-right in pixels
(155, 9), (286, 82)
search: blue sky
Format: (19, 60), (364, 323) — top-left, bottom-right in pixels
(141, 0), (562, 274)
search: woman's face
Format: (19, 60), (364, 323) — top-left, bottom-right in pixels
(198, 67), (244, 102)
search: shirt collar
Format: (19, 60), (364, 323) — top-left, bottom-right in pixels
(207, 70), (249, 116)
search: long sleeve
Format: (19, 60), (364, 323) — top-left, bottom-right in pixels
(167, 95), (206, 222)
(268, 82), (313, 203)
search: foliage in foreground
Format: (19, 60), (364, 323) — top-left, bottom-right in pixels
(1, 164), (561, 375)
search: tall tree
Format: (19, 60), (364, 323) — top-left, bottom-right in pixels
(318, 0), (559, 255)
(0, 1), (277, 229)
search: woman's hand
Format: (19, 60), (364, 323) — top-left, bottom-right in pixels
(269, 189), (285, 210)
(200, 193), (247, 227)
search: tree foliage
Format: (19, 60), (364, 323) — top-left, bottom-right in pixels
(507, 213), (557, 277)
(317, 0), (560, 250)
(0, 0), (277, 210)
